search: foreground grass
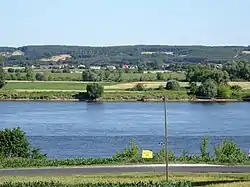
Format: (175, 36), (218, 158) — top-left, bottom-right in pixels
(1, 172), (250, 187)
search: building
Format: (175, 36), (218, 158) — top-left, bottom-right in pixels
(106, 65), (116, 70)
(89, 66), (101, 70)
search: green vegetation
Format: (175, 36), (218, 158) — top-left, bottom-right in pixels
(0, 181), (192, 187)
(0, 66), (5, 89)
(86, 83), (104, 100)
(2, 45), (250, 67)
(5, 71), (185, 82)
(0, 128), (46, 159)
(3, 81), (113, 91)
(166, 80), (181, 91)
(25, 66), (35, 81)
(196, 79), (218, 98)
(2, 173), (250, 187)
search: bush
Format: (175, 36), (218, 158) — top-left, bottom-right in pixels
(217, 84), (232, 98)
(131, 83), (145, 91)
(165, 80), (181, 90)
(157, 85), (165, 90)
(231, 85), (242, 91)
(114, 139), (140, 161)
(214, 138), (248, 164)
(86, 83), (104, 100)
(0, 127), (46, 159)
(7, 68), (15, 73)
(35, 72), (45, 81)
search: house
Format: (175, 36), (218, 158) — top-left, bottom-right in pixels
(106, 65), (116, 70)
(122, 64), (129, 69)
(122, 64), (137, 69)
(89, 66), (101, 70)
(40, 64), (68, 69)
(78, 64), (86, 69)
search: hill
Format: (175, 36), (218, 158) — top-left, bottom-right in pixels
(1, 45), (250, 67)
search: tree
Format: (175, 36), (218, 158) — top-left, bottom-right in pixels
(62, 67), (70, 73)
(7, 68), (15, 73)
(217, 84), (232, 98)
(189, 82), (198, 95)
(25, 66), (34, 81)
(0, 59), (5, 89)
(156, 72), (164, 80)
(82, 70), (99, 81)
(196, 79), (217, 98)
(35, 72), (45, 81)
(165, 80), (181, 90)
(86, 83), (104, 100)
(0, 127), (46, 159)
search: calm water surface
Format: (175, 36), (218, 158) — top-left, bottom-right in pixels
(0, 101), (250, 158)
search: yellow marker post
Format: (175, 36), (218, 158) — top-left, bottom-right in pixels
(142, 150), (153, 159)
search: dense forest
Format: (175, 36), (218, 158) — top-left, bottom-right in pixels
(1, 45), (250, 67)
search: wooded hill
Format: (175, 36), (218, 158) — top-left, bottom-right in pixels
(1, 45), (250, 67)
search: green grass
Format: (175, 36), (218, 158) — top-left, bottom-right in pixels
(121, 72), (186, 82)
(4, 81), (114, 91)
(0, 173), (250, 187)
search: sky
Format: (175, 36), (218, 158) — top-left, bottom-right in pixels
(1, 0), (250, 47)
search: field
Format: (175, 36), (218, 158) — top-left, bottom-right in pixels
(4, 81), (250, 92)
(1, 172), (250, 187)
(228, 82), (250, 90)
(4, 81), (114, 91)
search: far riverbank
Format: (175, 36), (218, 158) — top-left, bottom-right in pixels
(0, 89), (248, 102)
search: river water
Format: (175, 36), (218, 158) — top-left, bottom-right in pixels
(0, 101), (250, 159)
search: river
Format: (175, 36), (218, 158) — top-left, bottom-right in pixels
(0, 101), (249, 159)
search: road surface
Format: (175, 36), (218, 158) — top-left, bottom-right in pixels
(1, 164), (250, 176)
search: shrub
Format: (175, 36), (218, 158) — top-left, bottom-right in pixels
(131, 83), (145, 91)
(231, 85), (242, 91)
(157, 85), (165, 90)
(214, 138), (248, 164)
(35, 72), (45, 81)
(114, 139), (140, 161)
(217, 84), (232, 98)
(165, 80), (181, 90)
(7, 68), (15, 73)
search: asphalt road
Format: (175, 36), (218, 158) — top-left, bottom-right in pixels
(1, 164), (250, 176)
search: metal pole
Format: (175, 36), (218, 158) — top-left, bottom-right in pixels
(164, 96), (169, 181)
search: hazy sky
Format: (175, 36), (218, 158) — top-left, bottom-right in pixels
(1, 0), (250, 47)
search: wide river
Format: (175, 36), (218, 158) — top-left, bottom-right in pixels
(0, 101), (250, 159)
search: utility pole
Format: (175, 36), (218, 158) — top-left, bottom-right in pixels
(163, 96), (169, 181)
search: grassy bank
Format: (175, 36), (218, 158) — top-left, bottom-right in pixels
(0, 89), (190, 101)
(0, 81), (250, 101)
(0, 137), (250, 169)
(1, 173), (250, 187)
